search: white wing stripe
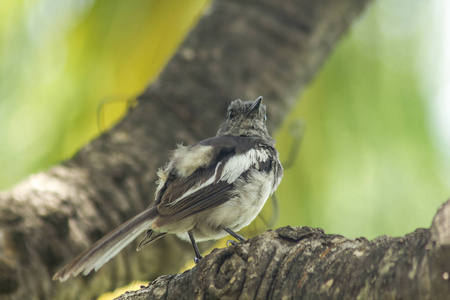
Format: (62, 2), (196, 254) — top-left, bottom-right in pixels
(220, 149), (269, 183)
(168, 149), (269, 206)
(168, 162), (222, 206)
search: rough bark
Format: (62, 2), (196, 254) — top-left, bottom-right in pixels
(116, 199), (450, 300)
(0, 0), (372, 299)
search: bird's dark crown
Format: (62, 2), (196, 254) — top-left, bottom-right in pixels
(217, 97), (274, 143)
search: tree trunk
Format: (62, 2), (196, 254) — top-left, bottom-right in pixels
(0, 0), (372, 299)
(115, 198), (450, 299)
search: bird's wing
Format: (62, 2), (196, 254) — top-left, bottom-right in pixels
(154, 136), (261, 226)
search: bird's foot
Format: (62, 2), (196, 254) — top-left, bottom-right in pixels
(226, 240), (239, 247)
(194, 255), (203, 264)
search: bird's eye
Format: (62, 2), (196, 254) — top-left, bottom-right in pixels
(228, 111), (236, 119)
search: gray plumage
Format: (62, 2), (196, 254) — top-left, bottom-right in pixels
(53, 96), (283, 282)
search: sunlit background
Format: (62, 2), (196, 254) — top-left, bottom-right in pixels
(1, 0), (449, 298)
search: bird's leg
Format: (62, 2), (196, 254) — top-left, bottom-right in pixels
(188, 230), (203, 263)
(223, 228), (246, 246)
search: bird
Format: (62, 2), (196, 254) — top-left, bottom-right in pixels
(53, 96), (283, 282)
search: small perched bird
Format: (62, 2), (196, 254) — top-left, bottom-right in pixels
(53, 96), (283, 282)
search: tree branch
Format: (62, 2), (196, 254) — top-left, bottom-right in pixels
(0, 0), (372, 299)
(116, 198), (450, 299)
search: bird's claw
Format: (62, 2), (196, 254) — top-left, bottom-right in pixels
(226, 240), (238, 247)
(194, 256), (203, 264)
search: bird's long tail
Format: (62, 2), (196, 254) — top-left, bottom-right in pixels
(53, 207), (158, 282)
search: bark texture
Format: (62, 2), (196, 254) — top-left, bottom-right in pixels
(0, 0), (372, 299)
(116, 199), (450, 299)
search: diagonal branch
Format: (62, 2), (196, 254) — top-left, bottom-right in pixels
(0, 0), (372, 299)
(117, 198), (450, 299)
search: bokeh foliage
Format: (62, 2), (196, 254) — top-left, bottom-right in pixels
(1, 1), (449, 297)
(0, 0), (208, 190)
(275, 1), (449, 239)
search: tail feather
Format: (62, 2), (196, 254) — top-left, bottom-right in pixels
(53, 207), (157, 282)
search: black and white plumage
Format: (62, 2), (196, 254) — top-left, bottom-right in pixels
(53, 96), (283, 282)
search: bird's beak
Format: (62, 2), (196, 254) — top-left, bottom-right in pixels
(247, 96), (263, 115)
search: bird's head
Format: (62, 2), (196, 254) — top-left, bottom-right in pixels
(217, 97), (273, 143)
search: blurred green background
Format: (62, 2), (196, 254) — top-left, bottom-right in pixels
(1, 0), (449, 270)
